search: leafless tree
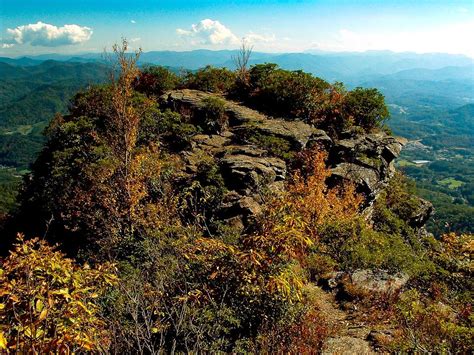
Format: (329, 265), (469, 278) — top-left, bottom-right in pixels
(232, 38), (253, 83)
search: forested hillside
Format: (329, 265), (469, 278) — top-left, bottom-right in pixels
(0, 41), (471, 353)
(1, 50), (473, 234)
(0, 61), (106, 168)
(0, 60), (108, 213)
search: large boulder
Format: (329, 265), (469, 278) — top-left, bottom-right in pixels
(350, 269), (409, 294)
(323, 269), (409, 296)
(331, 163), (381, 198)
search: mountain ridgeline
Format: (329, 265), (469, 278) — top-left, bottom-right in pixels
(0, 43), (472, 353)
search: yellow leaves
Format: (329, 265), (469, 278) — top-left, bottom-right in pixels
(0, 332), (7, 349)
(178, 289), (203, 304)
(35, 299), (44, 312)
(23, 326), (45, 339)
(38, 309), (48, 322)
(51, 288), (72, 301)
(0, 236), (117, 353)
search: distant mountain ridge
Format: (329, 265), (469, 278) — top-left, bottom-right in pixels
(2, 50), (473, 81)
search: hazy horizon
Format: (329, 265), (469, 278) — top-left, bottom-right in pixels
(3, 48), (474, 61)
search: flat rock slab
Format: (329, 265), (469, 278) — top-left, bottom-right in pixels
(243, 118), (330, 150)
(323, 336), (375, 355)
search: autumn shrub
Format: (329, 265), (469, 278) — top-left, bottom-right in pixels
(179, 158), (227, 233)
(313, 82), (351, 136)
(277, 149), (431, 277)
(201, 96), (228, 134)
(134, 65), (180, 96)
(0, 235), (117, 353)
(184, 66), (236, 93)
(392, 289), (473, 353)
(14, 41), (170, 257)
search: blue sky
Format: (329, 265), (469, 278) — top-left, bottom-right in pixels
(1, 0), (473, 56)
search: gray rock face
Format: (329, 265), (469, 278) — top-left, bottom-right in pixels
(331, 163), (380, 198)
(237, 118), (332, 150)
(220, 153), (286, 192)
(350, 269), (409, 294)
(330, 132), (405, 202)
(409, 198), (433, 228)
(161, 89), (330, 151)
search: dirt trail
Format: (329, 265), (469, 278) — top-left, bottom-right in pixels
(307, 285), (377, 354)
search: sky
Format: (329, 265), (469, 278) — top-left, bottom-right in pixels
(1, 0), (474, 57)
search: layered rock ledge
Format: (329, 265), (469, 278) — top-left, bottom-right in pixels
(159, 89), (430, 228)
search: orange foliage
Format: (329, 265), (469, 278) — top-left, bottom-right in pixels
(186, 149), (363, 303)
(245, 149), (362, 263)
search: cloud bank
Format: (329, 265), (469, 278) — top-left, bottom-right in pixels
(5, 21), (92, 47)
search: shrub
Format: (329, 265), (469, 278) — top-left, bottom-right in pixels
(0, 235), (117, 353)
(152, 109), (199, 150)
(244, 129), (294, 160)
(343, 87), (389, 131)
(185, 66), (236, 93)
(247, 64), (331, 121)
(134, 66), (180, 96)
(201, 96), (228, 134)
(393, 289), (473, 353)
(179, 158), (227, 232)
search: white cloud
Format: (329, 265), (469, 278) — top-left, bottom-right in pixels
(5, 21), (92, 47)
(308, 21), (474, 57)
(244, 32), (276, 44)
(176, 19), (278, 49)
(131, 20), (136, 24)
(177, 19), (239, 45)
(130, 37), (141, 43)
(1, 43), (14, 48)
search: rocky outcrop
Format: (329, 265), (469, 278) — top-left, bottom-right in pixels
(234, 119), (332, 150)
(330, 131), (405, 201)
(349, 269), (409, 294)
(409, 198), (433, 228)
(160, 89), (408, 227)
